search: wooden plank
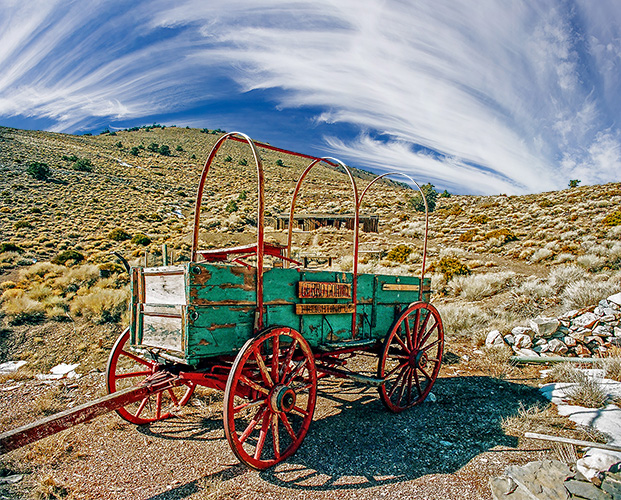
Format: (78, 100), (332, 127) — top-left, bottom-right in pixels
(382, 283), (424, 291)
(298, 281), (351, 299)
(296, 303), (356, 315)
(141, 306), (183, 351)
(525, 432), (621, 453)
(144, 269), (186, 305)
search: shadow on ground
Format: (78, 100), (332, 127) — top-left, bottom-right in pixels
(144, 375), (547, 498)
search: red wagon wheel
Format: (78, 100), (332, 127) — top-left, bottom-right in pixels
(223, 326), (317, 469)
(378, 302), (444, 413)
(106, 329), (195, 424)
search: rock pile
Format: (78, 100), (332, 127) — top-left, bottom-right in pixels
(486, 292), (621, 358)
(490, 459), (621, 500)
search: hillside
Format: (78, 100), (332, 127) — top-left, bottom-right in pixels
(0, 126), (621, 499)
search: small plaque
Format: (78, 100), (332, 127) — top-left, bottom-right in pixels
(382, 283), (420, 291)
(295, 303), (356, 315)
(298, 281), (351, 299)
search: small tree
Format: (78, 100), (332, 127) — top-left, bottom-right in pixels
(74, 158), (92, 172)
(238, 158), (248, 166)
(158, 145), (171, 156)
(409, 183), (438, 213)
(176, 145), (183, 152)
(568, 179), (581, 188)
(27, 162), (50, 181)
(440, 190), (451, 198)
(130, 147), (139, 156)
(147, 142), (159, 153)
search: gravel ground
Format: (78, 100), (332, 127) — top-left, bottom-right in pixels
(0, 362), (555, 500)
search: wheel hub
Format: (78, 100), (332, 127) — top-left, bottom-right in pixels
(410, 350), (428, 369)
(270, 385), (296, 413)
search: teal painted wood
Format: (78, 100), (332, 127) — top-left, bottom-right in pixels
(130, 262), (432, 366)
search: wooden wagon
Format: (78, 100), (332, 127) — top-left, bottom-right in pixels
(1, 132), (444, 470)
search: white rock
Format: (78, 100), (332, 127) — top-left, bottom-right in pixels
(548, 339), (569, 354)
(530, 317), (560, 337)
(511, 326), (533, 337)
(486, 330), (504, 346)
(503, 334), (515, 345)
(607, 292), (621, 307)
(517, 348), (539, 357)
(514, 333), (533, 349)
(615, 327), (621, 337)
(563, 336), (577, 347)
(0, 360), (27, 374)
(577, 451), (621, 481)
(572, 312), (599, 328)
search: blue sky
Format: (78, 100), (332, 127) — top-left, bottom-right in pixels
(1, 1), (620, 195)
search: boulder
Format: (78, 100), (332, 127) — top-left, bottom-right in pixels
(564, 479), (613, 500)
(504, 334), (515, 345)
(530, 317), (560, 337)
(512, 326), (534, 337)
(601, 471), (621, 499)
(548, 339), (569, 355)
(564, 336), (577, 348)
(514, 334), (533, 349)
(573, 312), (600, 328)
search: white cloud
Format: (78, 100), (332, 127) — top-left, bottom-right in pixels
(0, 0), (620, 194)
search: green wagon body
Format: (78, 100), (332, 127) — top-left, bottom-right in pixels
(131, 262), (431, 366)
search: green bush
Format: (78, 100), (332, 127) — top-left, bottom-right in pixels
(238, 158), (248, 166)
(131, 233), (151, 246)
(73, 158), (92, 172)
(147, 142), (159, 152)
(27, 162), (50, 181)
(440, 190), (451, 198)
(108, 228), (131, 241)
(115, 141), (123, 148)
(176, 145), (183, 152)
(224, 155), (233, 162)
(470, 214), (489, 224)
(13, 220), (32, 230)
(158, 144), (171, 156)
(409, 183), (438, 213)
(129, 147), (139, 156)
(276, 159), (285, 167)
(51, 250), (84, 266)
(428, 256), (471, 280)
(226, 200), (239, 213)
(568, 179), (581, 188)
(386, 244), (413, 263)
(0, 242), (23, 253)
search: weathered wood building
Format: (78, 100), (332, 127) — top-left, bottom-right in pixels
(275, 213), (379, 233)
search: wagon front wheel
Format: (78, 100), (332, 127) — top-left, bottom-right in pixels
(106, 328), (195, 424)
(378, 303), (444, 412)
(223, 326), (317, 469)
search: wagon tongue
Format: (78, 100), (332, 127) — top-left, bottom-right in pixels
(0, 372), (181, 454)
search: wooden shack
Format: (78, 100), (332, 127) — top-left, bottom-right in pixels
(275, 213), (379, 233)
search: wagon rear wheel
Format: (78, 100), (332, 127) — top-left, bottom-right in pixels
(106, 329), (195, 424)
(378, 303), (444, 412)
(223, 326), (317, 469)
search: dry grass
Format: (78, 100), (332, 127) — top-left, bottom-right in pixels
(34, 474), (69, 500)
(565, 378), (609, 408)
(474, 345), (518, 380)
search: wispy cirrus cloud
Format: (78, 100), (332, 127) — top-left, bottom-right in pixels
(0, 1), (620, 194)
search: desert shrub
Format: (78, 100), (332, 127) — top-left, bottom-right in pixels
(459, 229), (477, 242)
(20, 262), (65, 282)
(73, 158), (92, 172)
(224, 155), (233, 162)
(0, 242), (23, 253)
(485, 228), (518, 244)
(539, 199), (554, 208)
(437, 204), (463, 216)
(131, 233), (151, 246)
(386, 244), (413, 263)
(576, 254), (606, 271)
(428, 256), (470, 281)
(55, 264), (100, 292)
(158, 144), (170, 156)
(116, 141), (123, 148)
(476, 346), (517, 380)
(129, 147), (139, 156)
(70, 287), (129, 324)
(568, 179), (581, 188)
(276, 159), (284, 166)
(565, 377), (608, 408)
(226, 200), (238, 213)
(409, 183), (437, 213)
(561, 278), (620, 309)
(147, 142), (159, 152)
(530, 248), (554, 263)
(238, 158), (248, 166)
(98, 262), (126, 277)
(108, 228), (131, 241)
(14, 220), (33, 230)
(470, 214), (489, 224)
(440, 190), (451, 198)
(603, 210), (621, 226)
(547, 265), (585, 292)
(51, 250), (84, 266)
(27, 162), (50, 180)
(176, 145), (183, 152)
(515, 278), (554, 301)
(437, 303), (491, 341)
(1, 290), (45, 324)
(449, 271), (515, 301)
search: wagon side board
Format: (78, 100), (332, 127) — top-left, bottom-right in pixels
(129, 262), (431, 366)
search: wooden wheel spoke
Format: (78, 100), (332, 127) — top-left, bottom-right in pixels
(253, 413), (271, 460)
(407, 369), (413, 405)
(135, 397), (149, 418)
(418, 323), (439, 346)
(284, 358), (308, 384)
(418, 366), (432, 382)
(385, 360), (408, 379)
(292, 405), (309, 417)
(420, 338), (441, 353)
(413, 368), (423, 396)
(155, 392), (163, 419)
(387, 366), (408, 399)
(395, 368), (409, 405)
(271, 334), (280, 385)
(239, 374), (270, 396)
(280, 338), (298, 380)
(253, 347), (274, 388)
(404, 318), (412, 350)
(120, 349), (154, 367)
(115, 369), (152, 379)
(167, 389), (179, 406)
(393, 333), (409, 352)
(272, 413), (280, 459)
(280, 413), (297, 440)
(239, 406), (267, 444)
(234, 399), (266, 414)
